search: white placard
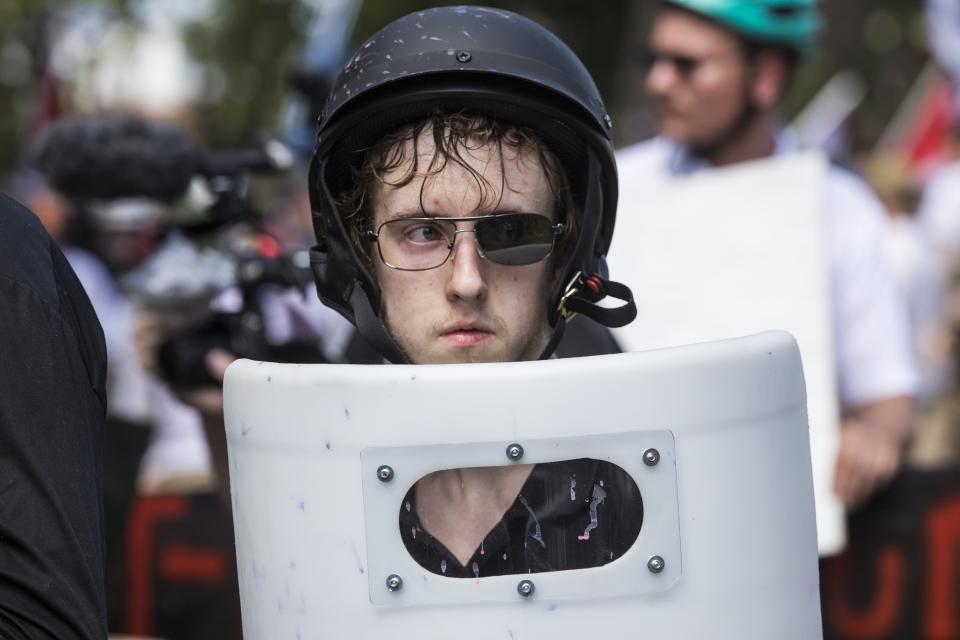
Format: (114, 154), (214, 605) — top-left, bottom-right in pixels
(609, 151), (844, 555)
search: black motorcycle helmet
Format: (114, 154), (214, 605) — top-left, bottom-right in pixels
(308, 6), (635, 363)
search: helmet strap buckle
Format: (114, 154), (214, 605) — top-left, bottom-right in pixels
(557, 271), (637, 329)
(557, 270), (585, 322)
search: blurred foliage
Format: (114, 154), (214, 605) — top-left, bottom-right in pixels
(0, 0), (132, 169)
(354, 1), (931, 150)
(820, 1), (930, 151)
(182, 0), (311, 147)
(352, 0), (635, 131)
(0, 0), (938, 173)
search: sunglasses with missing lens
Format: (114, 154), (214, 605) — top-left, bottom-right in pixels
(368, 212), (565, 271)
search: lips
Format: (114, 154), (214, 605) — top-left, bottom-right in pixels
(440, 321), (493, 346)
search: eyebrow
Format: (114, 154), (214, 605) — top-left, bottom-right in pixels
(384, 208), (547, 222)
(383, 210), (433, 222)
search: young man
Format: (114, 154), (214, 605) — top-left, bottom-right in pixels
(617, 0), (919, 510)
(306, 6), (639, 576)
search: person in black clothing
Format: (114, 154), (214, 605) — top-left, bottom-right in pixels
(306, 7), (640, 577)
(0, 193), (108, 638)
(400, 459), (643, 578)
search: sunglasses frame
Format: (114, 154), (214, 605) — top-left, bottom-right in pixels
(366, 212), (566, 272)
(639, 46), (744, 79)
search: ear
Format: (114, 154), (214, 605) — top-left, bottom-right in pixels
(749, 51), (789, 109)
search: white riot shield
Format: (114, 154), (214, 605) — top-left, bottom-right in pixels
(609, 152), (843, 555)
(224, 331), (821, 639)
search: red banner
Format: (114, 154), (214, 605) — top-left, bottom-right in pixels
(822, 468), (960, 640)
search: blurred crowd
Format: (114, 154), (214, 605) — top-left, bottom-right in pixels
(3, 0), (960, 638)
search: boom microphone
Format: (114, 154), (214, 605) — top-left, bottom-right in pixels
(31, 117), (201, 203)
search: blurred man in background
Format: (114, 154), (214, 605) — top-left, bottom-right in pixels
(618, 0), (919, 510)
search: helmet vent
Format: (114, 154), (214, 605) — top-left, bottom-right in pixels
(768, 5), (802, 17)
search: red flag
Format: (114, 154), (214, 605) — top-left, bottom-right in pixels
(902, 77), (953, 178)
(879, 63), (954, 180)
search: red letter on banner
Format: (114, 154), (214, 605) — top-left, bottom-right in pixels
(926, 498), (960, 639)
(827, 546), (904, 637)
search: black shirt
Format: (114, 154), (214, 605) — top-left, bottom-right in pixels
(399, 458), (643, 578)
(0, 194), (108, 639)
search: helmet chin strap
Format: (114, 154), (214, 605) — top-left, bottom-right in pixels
(537, 270), (637, 360)
(537, 316), (568, 360)
(538, 152), (637, 360)
(349, 285), (412, 364)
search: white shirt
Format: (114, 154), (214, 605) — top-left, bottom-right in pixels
(616, 137), (920, 407)
(65, 246), (213, 486)
(881, 215), (950, 398)
(64, 247), (152, 422)
(918, 160), (960, 253)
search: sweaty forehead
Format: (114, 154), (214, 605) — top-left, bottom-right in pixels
(375, 132), (554, 221)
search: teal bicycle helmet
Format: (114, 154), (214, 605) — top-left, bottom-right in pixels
(664, 0), (820, 57)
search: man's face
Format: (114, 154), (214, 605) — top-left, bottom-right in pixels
(645, 9), (750, 147)
(371, 132), (554, 364)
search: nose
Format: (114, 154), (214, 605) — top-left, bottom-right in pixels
(445, 230), (487, 302)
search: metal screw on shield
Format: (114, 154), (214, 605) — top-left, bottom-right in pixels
(517, 579), (535, 597)
(456, 50), (472, 63)
(386, 574), (403, 592)
(647, 555), (665, 574)
(377, 465), (395, 482)
(505, 443), (524, 461)
(643, 448), (661, 467)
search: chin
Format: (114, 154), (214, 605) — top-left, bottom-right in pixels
(406, 343), (491, 365)
(659, 120), (693, 145)
(443, 346), (505, 365)
(421, 343), (525, 365)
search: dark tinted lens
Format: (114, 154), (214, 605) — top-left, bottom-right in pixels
(476, 214), (555, 266)
(670, 53), (699, 76)
(642, 48), (700, 78)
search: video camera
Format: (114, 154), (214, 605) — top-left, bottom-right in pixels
(33, 116), (321, 387)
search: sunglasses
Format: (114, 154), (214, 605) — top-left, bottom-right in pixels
(366, 212), (565, 271)
(638, 47), (742, 79)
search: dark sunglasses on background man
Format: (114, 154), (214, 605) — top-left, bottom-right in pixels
(637, 46), (743, 79)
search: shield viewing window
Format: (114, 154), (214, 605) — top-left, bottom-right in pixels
(361, 430), (681, 607)
(398, 458), (643, 579)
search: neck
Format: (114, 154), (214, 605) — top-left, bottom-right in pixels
(695, 109), (779, 168)
(419, 464), (534, 505)
(415, 464), (534, 566)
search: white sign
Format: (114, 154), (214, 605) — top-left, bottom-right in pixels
(609, 152), (843, 555)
